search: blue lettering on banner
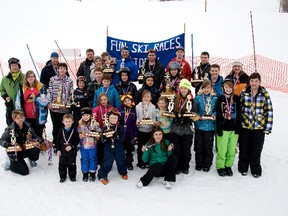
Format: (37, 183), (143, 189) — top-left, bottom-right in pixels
(106, 33), (185, 69)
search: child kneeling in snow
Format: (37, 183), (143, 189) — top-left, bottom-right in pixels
(136, 127), (177, 189)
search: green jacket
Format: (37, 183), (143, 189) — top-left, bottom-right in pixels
(142, 139), (172, 165)
(0, 71), (24, 108)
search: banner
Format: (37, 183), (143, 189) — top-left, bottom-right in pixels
(106, 33), (185, 69)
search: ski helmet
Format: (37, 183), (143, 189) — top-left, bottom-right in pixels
(8, 57), (21, 69)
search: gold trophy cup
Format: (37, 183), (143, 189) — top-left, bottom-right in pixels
(191, 68), (204, 83)
(201, 97), (215, 120)
(139, 103), (155, 125)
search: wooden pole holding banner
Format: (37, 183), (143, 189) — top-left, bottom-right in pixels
(106, 25), (109, 52)
(205, 0), (207, 12)
(74, 48), (77, 73)
(250, 11), (257, 72)
(54, 40), (77, 80)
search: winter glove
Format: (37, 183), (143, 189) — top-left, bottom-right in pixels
(5, 99), (13, 112)
(217, 130), (223, 137)
(264, 130), (270, 135)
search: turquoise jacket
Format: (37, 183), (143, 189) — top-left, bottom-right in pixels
(142, 139), (172, 166)
(194, 93), (218, 131)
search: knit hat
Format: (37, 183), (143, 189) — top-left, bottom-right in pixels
(168, 61), (181, 71)
(232, 61), (243, 67)
(80, 107), (92, 116)
(94, 55), (101, 61)
(176, 46), (185, 52)
(121, 46), (129, 52)
(51, 52), (59, 58)
(8, 57), (21, 69)
(179, 78), (192, 91)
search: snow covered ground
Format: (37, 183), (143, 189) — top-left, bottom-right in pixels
(1, 0), (288, 216)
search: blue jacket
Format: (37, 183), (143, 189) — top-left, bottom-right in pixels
(113, 57), (138, 85)
(194, 93), (218, 131)
(93, 84), (121, 108)
(210, 76), (223, 97)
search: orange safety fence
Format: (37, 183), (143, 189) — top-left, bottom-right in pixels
(1, 54), (288, 93)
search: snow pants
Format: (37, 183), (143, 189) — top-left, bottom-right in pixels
(238, 129), (265, 176)
(194, 130), (214, 169)
(9, 147), (40, 175)
(97, 143), (127, 179)
(80, 147), (97, 173)
(137, 131), (152, 167)
(216, 130), (238, 169)
(140, 154), (178, 186)
(58, 154), (77, 179)
(172, 132), (193, 172)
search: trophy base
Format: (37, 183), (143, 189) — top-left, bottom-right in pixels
(190, 79), (204, 83)
(162, 112), (176, 118)
(52, 102), (67, 110)
(103, 130), (115, 138)
(139, 119), (155, 125)
(23, 140), (40, 150)
(6, 145), (22, 153)
(66, 103), (81, 109)
(85, 131), (101, 138)
(103, 68), (114, 74)
(201, 115), (215, 120)
(161, 93), (175, 101)
(137, 75), (144, 82)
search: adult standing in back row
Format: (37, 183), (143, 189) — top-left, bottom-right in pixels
(225, 61), (249, 96)
(77, 48), (95, 84)
(0, 58), (24, 126)
(166, 46), (192, 81)
(191, 51), (211, 95)
(113, 46), (138, 85)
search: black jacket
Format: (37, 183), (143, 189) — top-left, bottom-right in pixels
(76, 58), (94, 83)
(56, 127), (79, 157)
(192, 63), (211, 94)
(138, 59), (165, 90)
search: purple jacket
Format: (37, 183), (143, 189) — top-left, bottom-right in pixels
(117, 104), (138, 140)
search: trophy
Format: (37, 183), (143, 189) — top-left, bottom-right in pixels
(182, 95), (200, 121)
(201, 97), (214, 120)
(23, 128), (40, 150)
(85, 113), (101, 138)
(52, 85), (66, 109)
(103, 65), (114, 75)
(6, 129), (22, 156)
(191, 68), (204, 83)
(102, 113), (117, 148)
(137, 62), (145, 82)
(66, 89), (80, 109)
(139, 103), (155, 125)
(161, 73), (175, 100)
(120, 58), (125, 68)
(41, 128), (54, 166)
(162, 97), (176, 118)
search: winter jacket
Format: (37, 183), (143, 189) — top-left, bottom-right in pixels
(142, 139), (172, 166)
(216, 94), (241, 136)
(0, 122), (41, 149)
(77, 121), (100, 149)
(138, 59), (166, 89)
(92, 104), (113, 129)
(93, 84), (121, 108)
(135, 85), (160, 106)
(118, 105), (138, 140)
(87, 81), (102, 107)
(76, 58), (94, 84)
(113, 57), (138, 85)
(115, 81), (137, 100)
(47, 74), (74, 113)
(56, 127), (79, 157)
(210, 75), (224, 97)
(40, 60), (69, 89)
(225, 71), (249, 96)
(0, 71), (24, 109)
(240, 86), (273, 133)
(156, 109), (173, 134)
(136, 102), (156, 133)
(15, 82), (49, 125)
(194, 93), (218, 131)
(166, 58), (192, 81)
(192, 63), (211, 94)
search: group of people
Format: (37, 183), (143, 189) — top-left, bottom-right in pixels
(0, 47), (273, 189)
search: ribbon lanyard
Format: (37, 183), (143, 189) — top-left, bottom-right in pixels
(62, 129), (74, 145)
(124, 107), (131, 129)
(179, 97), (188, 113)
(121, 84), (130, 95)
(102, 86), (110, 94)
(225, 95), (232, 116)
(100, 105), (108, 121)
